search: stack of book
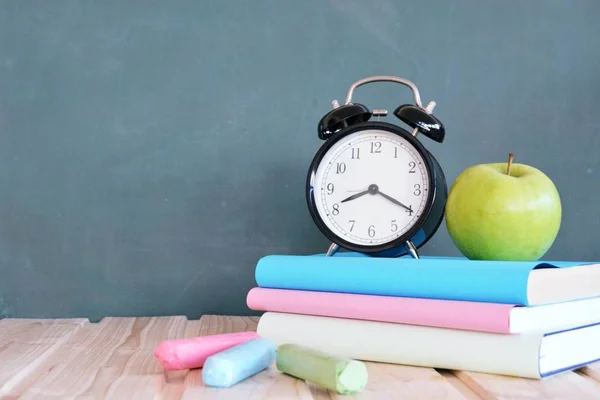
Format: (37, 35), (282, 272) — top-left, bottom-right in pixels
(246, 252), (600, 379)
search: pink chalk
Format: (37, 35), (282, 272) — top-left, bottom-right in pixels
(154, 331), (260, 370)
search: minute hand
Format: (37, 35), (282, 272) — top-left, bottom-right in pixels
(377, 191), (411, 211)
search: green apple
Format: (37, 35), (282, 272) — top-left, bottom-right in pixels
(445, 154), (562, 261)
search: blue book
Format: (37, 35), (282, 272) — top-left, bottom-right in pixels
(254, 253), (600, 306)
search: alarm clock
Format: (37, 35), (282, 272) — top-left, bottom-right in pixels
(305, 76), (447, 259)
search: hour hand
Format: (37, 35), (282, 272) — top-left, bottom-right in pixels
(341, 184), (379, 203)
(341, 189), (369, 203)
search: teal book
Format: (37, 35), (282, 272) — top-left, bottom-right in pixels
(254, 253), (600, 306)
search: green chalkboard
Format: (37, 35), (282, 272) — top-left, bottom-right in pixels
(1, 0), (599, 320)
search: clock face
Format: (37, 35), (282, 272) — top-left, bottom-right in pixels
(311, 128), (430, 247)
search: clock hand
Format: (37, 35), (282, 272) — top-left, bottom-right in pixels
(377, 190), (411, 211)
(340, 184), (379, 203)
(340, 189), (369, 203)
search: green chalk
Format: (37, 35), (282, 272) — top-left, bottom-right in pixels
(275, 343), (368, 394)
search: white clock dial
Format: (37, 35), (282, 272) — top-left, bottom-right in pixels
(312, 129), (430, 247)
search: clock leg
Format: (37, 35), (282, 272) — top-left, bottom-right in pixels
(405, 240), (419, 259)
(326, 243), (340, 257)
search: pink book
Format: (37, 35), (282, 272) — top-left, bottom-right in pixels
(246, 287), (600, 334)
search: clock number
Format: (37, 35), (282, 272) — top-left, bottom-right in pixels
(394, 147), (398, 158)
(413, 184), (421, 196)
(391, 220), (398, 232)
(368, 225), (375, 237)
(408, 161), (416, 173)
(326, 183), (334, 195)
(405, 205), (413, 216)
(332, 203), (340, 215)
(351, 148), (360, 159)
(336, 162), (346, 174)
(348, 220), (356, 231)
(370, 142), (382, 153)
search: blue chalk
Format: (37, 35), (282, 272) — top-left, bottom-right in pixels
(202, 338), (277, 387)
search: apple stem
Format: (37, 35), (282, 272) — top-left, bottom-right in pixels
(506, 153), (514, 176)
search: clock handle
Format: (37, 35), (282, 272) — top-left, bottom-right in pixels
(343, 75), (443, 142)
(344, 75), (424, 108)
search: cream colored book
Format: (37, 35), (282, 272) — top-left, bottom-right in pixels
(256, 312), (600, 379)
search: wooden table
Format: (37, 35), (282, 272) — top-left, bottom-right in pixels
(1, 315), (600, 399)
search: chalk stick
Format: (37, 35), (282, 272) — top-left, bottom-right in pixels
(276, 343), (368, 394)
(154, 331), (260, 370)
(202, 338), (277, 387)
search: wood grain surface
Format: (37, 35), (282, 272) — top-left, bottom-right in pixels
(0, 315), (599, 399)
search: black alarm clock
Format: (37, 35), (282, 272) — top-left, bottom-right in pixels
(306, 76), (447, 259)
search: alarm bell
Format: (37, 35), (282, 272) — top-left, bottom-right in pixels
(317, 103), (371, 140)
(316, 75), (445, 144)
(394, 104), (445, 143)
